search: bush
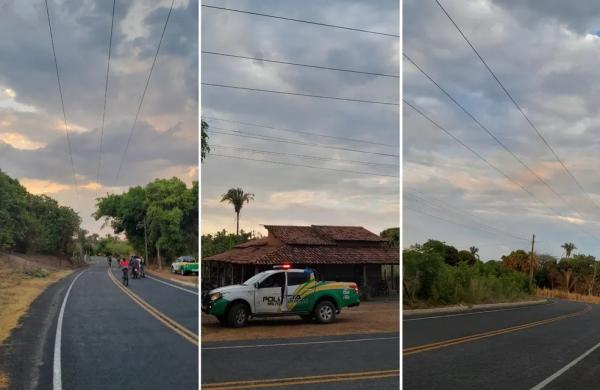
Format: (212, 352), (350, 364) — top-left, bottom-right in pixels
(404, 248), (531, 307)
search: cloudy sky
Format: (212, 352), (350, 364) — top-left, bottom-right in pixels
(0, 0), (197, 234)
(201, 1), (399, 236)
(404, 0), (600, 259)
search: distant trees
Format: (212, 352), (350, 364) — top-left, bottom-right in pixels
(561, 242), (577, 258)
(220, 188), (254, 235)
(380, 228), (399, 248)
(95, 177), (197, 265)
(0, 170), (81, 257)
(201, 230), (253, 259)
(201, 119), (210, 162)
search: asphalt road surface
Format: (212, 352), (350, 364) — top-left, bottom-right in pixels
(0, 260), (198, 390)
(202, 332), (400, 389)
(404, 299), (600, 389)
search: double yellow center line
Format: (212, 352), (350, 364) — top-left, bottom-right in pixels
(107, 268), (198, 346)
(202, 369), (399, 389)
(404, 304), (592, 356)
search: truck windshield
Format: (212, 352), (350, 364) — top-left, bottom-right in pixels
(242, 272), (266, 286)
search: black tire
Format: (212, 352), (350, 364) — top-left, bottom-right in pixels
(227, 302), (249, 328)
(314, 300), (336, 324)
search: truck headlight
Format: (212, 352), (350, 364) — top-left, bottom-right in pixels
(210, 292), (222, 301)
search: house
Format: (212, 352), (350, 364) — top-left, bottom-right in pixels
(202, 225), (399, 296)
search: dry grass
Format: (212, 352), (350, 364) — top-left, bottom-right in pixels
(0, 253), (72, 345)
(202, 300), (399, 342)
(537, 288), (600, 304)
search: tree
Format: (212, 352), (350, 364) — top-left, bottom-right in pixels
(201, 119), (210, 162)
(201, 230), (252, 259)
(458, 250), (477, 265)
(469, 246), (479, 260)
(380, 228), (399, 248)
(220, 188), (254, 235)
(561, 242), (577, 258)
(501, 250), (531, 273)
(420, 239), (460, 266)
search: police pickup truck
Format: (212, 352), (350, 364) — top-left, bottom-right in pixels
(202, 265), (360, 327)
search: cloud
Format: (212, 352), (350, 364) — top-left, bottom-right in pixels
(0, 132), (45, 150)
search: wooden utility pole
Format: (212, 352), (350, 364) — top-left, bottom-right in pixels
(529, 234), (536, 290)
(143, 218), (149, 266)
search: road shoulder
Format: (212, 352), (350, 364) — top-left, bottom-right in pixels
(404, 298), (548, 318)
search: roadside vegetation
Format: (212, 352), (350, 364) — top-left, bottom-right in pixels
(404, 239), (600, 308)
(94, 177), (198, 267)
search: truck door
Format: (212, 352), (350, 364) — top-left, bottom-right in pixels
(254, 272), (286, 314)
(286, 270), (313, 312)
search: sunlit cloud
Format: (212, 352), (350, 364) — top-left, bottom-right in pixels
(19, 178), (70, 194)
(0, 132), (45, 150)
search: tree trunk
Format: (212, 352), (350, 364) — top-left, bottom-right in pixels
(236, 211), (240, 235)
(156, 244), (162, 270)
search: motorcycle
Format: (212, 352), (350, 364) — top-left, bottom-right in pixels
(121, 267), (129, 287)
(132, 266), (139, 279)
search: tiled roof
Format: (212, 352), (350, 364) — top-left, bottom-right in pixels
(204, 225), (398, 264)
(264, 225), (335, 245)
(311, 225), (386, 242)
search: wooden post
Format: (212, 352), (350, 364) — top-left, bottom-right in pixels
(529, 234), (535, 290)
(230, 263), (234, 285)
(362, 264), (368, 290)
(254, 264), (258, 276)
(241, 266), (245, 284)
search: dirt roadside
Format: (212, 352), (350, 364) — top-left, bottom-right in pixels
(147, 265), (198, 286)
(0, 253), (74, 345)
(202, 300), (399, 342)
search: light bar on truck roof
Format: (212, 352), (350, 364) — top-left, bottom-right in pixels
(273, 264), (292, 269)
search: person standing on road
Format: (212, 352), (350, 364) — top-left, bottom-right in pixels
(108, 255), (112, 268)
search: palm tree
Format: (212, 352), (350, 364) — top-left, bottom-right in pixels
(561, 242), (577, 258)
(469, 246), (479, 260)
(220, 188), (254, 235)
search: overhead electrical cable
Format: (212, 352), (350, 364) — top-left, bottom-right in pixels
(203, 116), (399, 148)
(44, 0), (79, 193)
(96, 0), (116, 191)
(201, 4), (399, 37)
(202, 50), (399, 78)
(114, 0), (175, 184)
(212, 144), (399, 168)
(201, 82), (399, 106)
(403, 52), (589, 222)
(208, 127), (399, 157)
(434, 0), (600, 214)
(208, 154), (399, 178)
(404, 99), (600, 244)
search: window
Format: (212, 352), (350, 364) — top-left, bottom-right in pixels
(287, 272), (310, 286)
(259, 272), (285, 288)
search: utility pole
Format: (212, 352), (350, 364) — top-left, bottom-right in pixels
(529, 234), (536, 290)
(143, 218), (149, 266)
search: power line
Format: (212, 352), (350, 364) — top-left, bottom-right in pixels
(208, 153), (399, 178)
(202, 82), (399, 106)
(434, 0), (600, 215)
(203, 116), (399, 148)
(114, 0), (175, 184)
(208, 127), (399, 157)
(404, 190), (530, 242)
(403, 52), (589, 222)
(405, 205), (529, 245)
(404, 99), (600, 244)
(44, 0), (79, 192)
(96, 0), (116, 190)
(202, 50), (399, 78)
(201, 4), (399, 38)
(212, 144), (399, 168)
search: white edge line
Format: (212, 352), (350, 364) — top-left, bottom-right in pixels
(53, 270), (86, 390)
(403, 302), (550, 322)
(531, 339), (600, 389)
(146, 275), (198, 295)
(202, 336), (400, 350)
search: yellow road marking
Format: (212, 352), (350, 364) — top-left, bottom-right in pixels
(404, 304), (591, 356)
(202, 369), (400, 389)
(107, 268), (198, 346)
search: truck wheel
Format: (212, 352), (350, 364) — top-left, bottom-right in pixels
(227, 303), (249, 328)
(314, 301), (336, 324)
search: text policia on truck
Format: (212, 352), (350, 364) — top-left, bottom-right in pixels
(202, 265), (360, 327)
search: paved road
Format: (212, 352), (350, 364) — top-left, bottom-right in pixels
(202, 332), (400, 389)
(0, 261), (198, 390)
(403, 299), (600, 389)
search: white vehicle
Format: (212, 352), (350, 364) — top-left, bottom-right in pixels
(202, 265), (360, 327)
(171, 255), (198, 275)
